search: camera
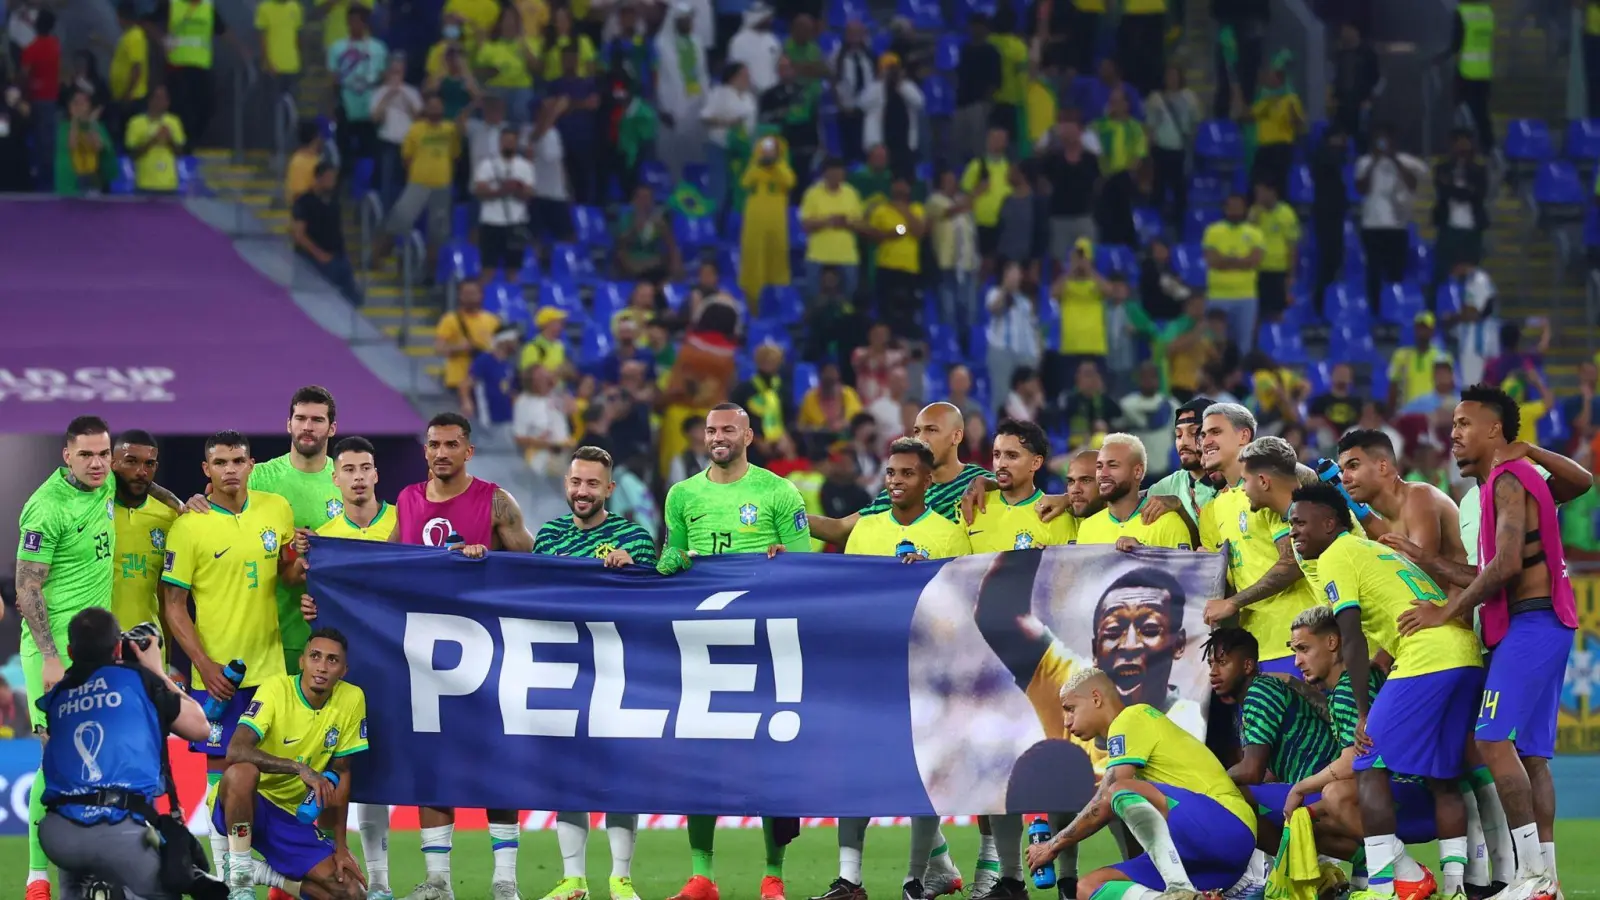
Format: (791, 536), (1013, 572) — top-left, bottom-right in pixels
(120, 622), (162, 661)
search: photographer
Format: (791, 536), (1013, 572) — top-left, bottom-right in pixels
(1354, 122), (1428, 314)
(36, 608), (212, 899)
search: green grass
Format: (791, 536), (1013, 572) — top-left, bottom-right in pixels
(4, 822), (1600, 898)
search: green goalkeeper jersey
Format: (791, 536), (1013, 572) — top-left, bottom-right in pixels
(16, 469), (116, 653)
(664, 464), (813, 556)
(535, 512), (660, 565)
(249, 454), (341, 663)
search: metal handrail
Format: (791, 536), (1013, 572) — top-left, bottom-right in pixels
(359, 192), (383, 288)
(231, 58), (259, 163)
(1587, 270), (1600, 345)
(274, 92), (298, 175)
(399, 231), (427, 347)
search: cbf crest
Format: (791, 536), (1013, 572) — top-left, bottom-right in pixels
(150, 528), (166, 550)
(260, 528), (279, 553)
(208, 721), (223, 746)
(326, 499), (344, 519)
(1014, 532), (1035, 550)
(324, 726), (340, 749)
(106, 499), (114, 520)
(1238, 511), (1249, 534)
(739, 503), (759, 526)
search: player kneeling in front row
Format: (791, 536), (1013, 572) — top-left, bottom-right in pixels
(1025, 668), (1257, 900)
(215, 628), (369, 900)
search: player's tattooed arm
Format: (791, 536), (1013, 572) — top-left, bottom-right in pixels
(146, 482), (186, 513)
(1503, 441), (1594, 503)
(1228, 534), (1306, 609)
(1037, 766), (1123, 862)
(493, 487), (536, 552)
(14, 560), (57, 659)
(225, 723), (315, 776)
(1437, 472), (1526, 621)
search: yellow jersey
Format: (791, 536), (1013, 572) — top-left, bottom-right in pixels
(110, 26), (150, 101)
(112, 496), (179, 639)
(1106, 703), (1256, 834)
(1200, 487), (1319, 661)
(845, 509), (972, 560)
(1075, 496), (1193, 549)
(254, 0), (304, 74)
(967, 490), (1078, 553)
(1250, 93), (1303, 146)
(1202, 220), (1263, 301)
(1249, 202), (1300, 273)
(402, 120), (460, 189)
(1056, 278), (1108, 356)
(1388, 347), (1452, 408)
(869, 202), (924, 274)
(799, 183), (865, 265)
(160, 492), (296, 689)
(1309, 532), (1482, 679)
(230, 673), (368, 814)
(125, 114), (186, 191)
(315, 501), (396, 542)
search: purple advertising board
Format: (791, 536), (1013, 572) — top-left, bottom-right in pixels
(0, 202), (423, 436)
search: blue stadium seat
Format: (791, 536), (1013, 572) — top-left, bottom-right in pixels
(899, 0), (942, 30)
(639, 160), (672, 199)
(1279, 296), (1319, 331)
(592, 281), (632, 323)
(177, 157), (203, 194)
(1131, 207), (1163, 244)
(925, 322), (961, 363)
(112, 156), (136, 195)
(1504, 119), (1555, 165)
(578, 325), (614, 370)
(1342, 163), (1360, 205)
(436, 240), (482, 283)
(1094, 244), (1137, 278)
(747, 319), (792, 353)
(1341, 219), (1367, 279)
(571, 205), (612, 247)
(817, 32), (841, 57)
(549, 242), (592, 279)
(1172, 243), (1207, 287)
(1436, 282), (1464, 320)
(1194, 120), (1244, 171)
(351, 157), (376, 199)
(936, 34), (963, 71)
(1322, 282), (1372, 325)
(1532, 160), (1586, 207)
(1188, 174), (1227, 209)
(1377, 283), (1426, 326)
(1304, 360), (1334, 397)
(538, 280), (583, 315)
(1566, 119), (1600, 165)
(681, 164), (711, 196)
(760, 285), (805, 324)
(717, 245), (742, 281)
(1538, 405), (1571, 447)
(791, 362), (820, 405)
(673, 213), (719, 252)
(1408, 240), (1434, 284)
(661, 282), (689, 311)
(952, 0), (997, 28)
(735, 351), (755, 383)
(483, 280), (533, 333)
(725, 210), (744, 240)
(1287, 164), (1314, 208)
(1257, 322), (1308, 365)
(923, 76), (955, 118)
(1329, 323), (1383, 366)
(826, 0), (867, 28)
(451, 203), (472, 240)
(1182, 207), (1220, 244)
(515, 247), (542, 284)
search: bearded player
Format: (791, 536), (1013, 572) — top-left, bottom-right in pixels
(1075, 434), (1193, 549)
(660, 403), (813, 900)
(967, 420), (1077, 552)
(110, 430), (180, 650)
(534, 445), (655, 900)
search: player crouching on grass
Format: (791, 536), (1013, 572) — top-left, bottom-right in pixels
(1025, 669), (1257, 900)
(215, 628), (369, 900)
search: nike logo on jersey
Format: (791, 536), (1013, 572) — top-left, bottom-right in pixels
(968, 530), (984, 535)
(282, 737), (299, 744)
(77, 524), (86, 533)
(214, 549), (230, 559)
(689, 514), (708, 522)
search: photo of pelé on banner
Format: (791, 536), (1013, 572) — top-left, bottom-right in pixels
(909, 546), (1227, 816)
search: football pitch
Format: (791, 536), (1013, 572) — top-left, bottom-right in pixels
(4, 823), (1600, 898)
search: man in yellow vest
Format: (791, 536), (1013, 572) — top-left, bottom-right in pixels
(1443, 0), (1495, 152)
(1116, 0), (1167, 95)
(163, 0), (229, 146)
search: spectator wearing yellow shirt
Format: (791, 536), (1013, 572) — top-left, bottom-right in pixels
(284, 121), (322, 205)
(1248, 58), (1304, 197)
(1387, 312), (1453, 412)
(799, 158), (866, 298)
(255, 0), (304, 96)
(797, 362), (864, 438)
(124, 85), (186, 193)
(476, 7), (538, 124)
(739, 134), (796, 310)
(1248, 180), (1299, 323)
(315, 0), (373, 51)
(385, 94), (459, 260)
(987, 9), (1029, 137)
(960, 127), (1012, 264)
(1050, 238), (1119, 387)
(435, 280), (501, 389)
(864, 177), (927, 338)
(520, 307), (573, 377)
(1247, 354), (1309, 430)
(445, 0), (501, 47)
(529, 6), (597, 81)
(110, 4), (150, 130)
(1202, 193), (1264, 353)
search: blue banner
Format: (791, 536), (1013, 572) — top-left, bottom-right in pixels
(0, 738), (40, 836)
(309, 538), (1227, 817)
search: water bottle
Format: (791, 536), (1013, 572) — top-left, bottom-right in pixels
(295, 770), (342, 824)
(445, 532), (464, 550)
(1028, 817), (1057, 889)
(894, 539), (917, 559)
(202, 660), (247, 721)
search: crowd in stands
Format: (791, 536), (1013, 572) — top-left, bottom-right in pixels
(7, 0), (1600, 555)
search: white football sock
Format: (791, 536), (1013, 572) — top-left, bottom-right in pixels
(228, 851), (254, 888)
(357, 804), (391, 890)
(1474, 779), (1514, 884)
(251, 858), (301, 894)
(990, 815), (1025, 881)
(209, 832), (230, 877)
(1542, 840), (1558, 883)
(556, 811), (590, 880)
(928, 829), (959, 876)
(489, 822), (520, 884)
(25, 872), (48, 886)
(1462, 787), (1490, 886)
(1440, 837), (1468, 893)
(1118, 888), (1159, 900)
(976, 824), (999, 872)
(908, 816), (940, 883)
(1113, 792), (1192, 890)
(607, 814), (638, 878)
(1391, 844), (1425, 883)
(838, 817), (869, 883)
(420, 824), (453, 878)
(1512, 823), (1546, 879)
(1363, 835), (1400, 897)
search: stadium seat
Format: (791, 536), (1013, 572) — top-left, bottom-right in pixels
(549, 242), (592, 280)
(1377, 283), (1426, 326)
(351, 157), (376, 199)
(1183, 207), (1221, 244)
(899, 0), (942, 30)
(1286, 164), (1314, 208)
(674, 213), (719, 253)
(1531, 160), (1586, 224)
(112, 156), (136, 195)
(515, 247), (542, 284)
(791, 362), (820, 405)
(571, 205), (612, 248)
(925, 322), (961, 363)
(935, 34), (963, 71)
(1171, 243), (1207, 287)
(682, 164), (711, 196)
(923, 75), (955, 118)
(1587, 203), (1600, 250)
(747, 319), (791, 353)
(538, 280), (583, 315)
(483, 280), (533, 333)
(436, 240), (482, 284)
(717, 245), (742, 281)
(1132, 207), (1163, 245)
(1194, 120), (1244, 171)
(177, 156), (203, 194)
(1322, 283), (1371, 325)
(1504, 118), (1556, 165)
(760, 285), (805, 324)
(1329, 323), (1383, 366)
(1436, 282), (1464, 320)
(1188, 174), (1227, 209)
(1094, 244), (1137, 278)
(451, 203), (472, 240)
(1304, 360), (1334, 397)
(1538, 405), (1571, 447)
(592, 281), (632, 323)
(826, 0), (867, 28)
(661, 282), (689, 311)
(952, 0), (997, 28)
(578, 325), (614, 370)
(817, 32), (841, 57)
(1566, 118), (1600, 166)
(1257, 322), (1308, 365)
(1408, 240), (1434, 284)
(639, 160), (673, 199)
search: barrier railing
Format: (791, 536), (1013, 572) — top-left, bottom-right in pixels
(231, 58), (258, 164)
(273, 92), (298, 176)
(359, 192), (383, 292)
(399, 231), (426, 349)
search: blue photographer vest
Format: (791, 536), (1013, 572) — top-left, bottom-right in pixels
(40, 665), (165, 825)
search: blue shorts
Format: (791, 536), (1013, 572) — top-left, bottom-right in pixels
(1109, 784), (1255, 892)
(1257, 657), (1304, 679)
(211, 791), (333, 881)
(1248, 782), (1322, 834)
(1355, 666), (1481, 780)
(1477, 609), (1575, 759)
(188, 685), (258, 758)
(1392, 779), (1437, 845)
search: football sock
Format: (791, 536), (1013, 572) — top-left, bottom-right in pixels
(762, 817), (785, 879)
(1461, 783), (1490, 886)
(1469, 768), (1514, 883)
(251, 859), (301, 895)
(1440, 837), (1468, 893)
(1542, 841), (1558, 884)
(1050, 813), (1078, 880)
(1391, 846), (1425, 882)
(1363, 835), (1401, 897)
(357, 803), (391, 890)
(928, 830), (958, 877)
(838, 818), (869, 883)
(1111, 791), (1192, 890)
(207, 770), (228, 875)
(688, 815), (717, 880)
(908, 816), (940, 884)
(557, 811), (590, 879)
(420, 824), (453, 878)
(1086, 883), (1158, 900)
(489, 822), (520, 884)
(1512, 823), (1546, 879)
(1350, 846), (1369, 890)
(608, 814), (638, 879)
(976, 823), (1000, 875)
(227, 822), (253, 889)
(991, 815), (1026, 881)
(28, 764), (47, 876)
